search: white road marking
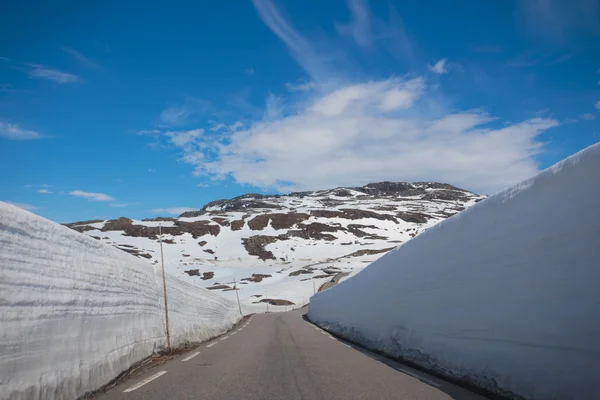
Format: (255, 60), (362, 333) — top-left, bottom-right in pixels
(207, 343), (217, 348)
(220, 336), (229, 341)
(181, 351), (201, 362)
(123, 371), (167, 393)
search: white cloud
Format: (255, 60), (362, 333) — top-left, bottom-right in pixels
(160, 98), (211, 126)
(5, 202), (39, 211)
(134, 129), (161, 136)
(165, 129), (204, 147)
(26, 64), (79, 83)
(210, 121), (243, 133)
(252, 0), (333, 83)
(595, 100), (600, 110)
(148, 168), (156, 173)
(38, 189), (52, 194)
(285, 80), (317, 92)
(428, 59), (449, 74)
(174, 76), (559, 195)
(582, 113), (596, 120)
(152, 207), (196, 215)
(68, 190), (114, 201)
(336, 0), (372, 47)
(0, 122), (42, 140)
(244, 67), (255, 75)
(62, 47), (101, 69)
(109, 203), (129, 208)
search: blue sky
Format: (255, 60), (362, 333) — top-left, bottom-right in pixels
(1, 0), (599, 223)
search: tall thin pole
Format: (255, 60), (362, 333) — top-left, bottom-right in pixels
(312, 280), (316, 295)
(159, 224), (171, 352)
(266, 288), (269, 313)
(234, 278), (243, 315)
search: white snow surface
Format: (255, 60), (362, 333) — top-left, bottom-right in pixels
(69, 183), (483, 314)
(0, 203), (241, 400)
(307, 144), (600, 400)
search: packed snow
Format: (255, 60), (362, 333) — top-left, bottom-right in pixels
(308, 144), (600, 400)
(0, 202), (241, 400)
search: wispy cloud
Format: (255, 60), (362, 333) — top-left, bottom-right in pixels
(38, 189), (52, 194)
(244, 67), (255, 75)
(336, 0), (372, 47)
(582, 113), (596, 120)
(62, 46), (101, 69)
(517, 0), (600, 43)
(0, 122), (42, 140)
(285, 80), (317, 92)
(160, 98), (211, 126)
(165, 129), (204, 147)
(152, 207), (196, 215)
(26, 63), (80, 83)
(109, 203), (129, 208)
(69, 190), (114, 201)
(5, 201), (39, 211)
(596, 101), (600, 110)
(133, 129), (161, 136)
(428, 59), (449, 74)
(210, 121), (244, 133)
(506, 51), (574, 68)
(252, 0), (333, 83)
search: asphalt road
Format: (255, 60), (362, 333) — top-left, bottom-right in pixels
(319, 272), (351, 292)
(96, 310), (488, 400)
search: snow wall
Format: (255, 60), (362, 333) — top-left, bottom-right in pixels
(308, 143), (600, 400)
(0, 203), (241, 400)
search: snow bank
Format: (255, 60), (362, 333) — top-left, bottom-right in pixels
(0, 203), (241, 400)
(307, 143), (600, 400)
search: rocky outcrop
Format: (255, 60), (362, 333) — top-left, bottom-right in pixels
(242, 236), (279, 260)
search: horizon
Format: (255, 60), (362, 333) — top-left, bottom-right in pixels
(1, 0), (599, 223)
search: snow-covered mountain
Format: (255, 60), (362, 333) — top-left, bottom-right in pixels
(65, 181), (484, 311)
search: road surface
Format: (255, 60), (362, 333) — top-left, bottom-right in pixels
(318, 271), (350, 292)
(96, 310), (488, 400)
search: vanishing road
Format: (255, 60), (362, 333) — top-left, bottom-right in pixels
(97, 310), (488, 400)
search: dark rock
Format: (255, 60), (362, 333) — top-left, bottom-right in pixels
(230, 219), (245, 231)
(204, 249), (215, 254)
(211, 217), (230, 227)
(184, 269), (200, 276)
(198, 241), (207, 247)
(289, 269), (314, 276)
(142, 217), (175, 222)
(202, 271), (214, 280)
(253, 298), (295, 306)
(396, 212), (430, 224)
(344, 247), (396, 257)
(241, 235), (279, 260)
(207, 285), (231, 290)
(241, 273), (272, 283)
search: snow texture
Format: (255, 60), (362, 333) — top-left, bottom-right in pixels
(0, 203), (241, 400)
(70, 183), (482, 314)
(308, 143), (600, 400)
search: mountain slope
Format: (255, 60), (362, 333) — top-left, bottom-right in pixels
(65, 181), (484, 311)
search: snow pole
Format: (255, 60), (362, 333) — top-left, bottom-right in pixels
(234, 278), (243, 315)
(159, 224), (171, 351)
